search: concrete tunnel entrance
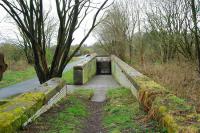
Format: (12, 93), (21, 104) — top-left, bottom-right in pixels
(96, 56), (111, 75)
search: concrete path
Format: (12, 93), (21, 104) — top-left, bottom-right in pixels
(0, 57), (88, 100)
(67, 75), (120, 102)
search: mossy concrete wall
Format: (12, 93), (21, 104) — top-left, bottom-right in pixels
(74, 55), (97, 85)
(111, 57), (138, 98)
(0, 78), (65, 133)
(111, 55), (200, 133)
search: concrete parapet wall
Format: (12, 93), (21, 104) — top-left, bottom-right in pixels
(74, 55), (97, 85)
(0, 78), (66, 133)
(111, 56), (138, 98)
(111, 55), (200, 133)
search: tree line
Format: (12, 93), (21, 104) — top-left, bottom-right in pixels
(94, 0), (200, 73)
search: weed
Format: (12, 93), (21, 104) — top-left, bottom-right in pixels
(103, 88), (166, 133)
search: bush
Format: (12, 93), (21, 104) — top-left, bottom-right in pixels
(0, 44), (25, 62)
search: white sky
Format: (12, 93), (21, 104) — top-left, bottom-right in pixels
(0, 0), (112, 46)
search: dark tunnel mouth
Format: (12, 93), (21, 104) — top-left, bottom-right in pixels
(96, 56), (111, 75)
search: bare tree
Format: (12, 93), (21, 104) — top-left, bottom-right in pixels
(191, 0), (200, 73)
(94, 0), (138, 61)
(17, 15), (57, 64)
(0, 0), (108, 83)
(16, 29), (34, 64)
(45, 16), (57, 48)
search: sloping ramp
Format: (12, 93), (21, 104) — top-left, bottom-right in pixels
(67, 75), (120, 102)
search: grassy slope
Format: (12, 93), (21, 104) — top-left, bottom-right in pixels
(0, 67), (35, 88)
(103, 88), (167, 133)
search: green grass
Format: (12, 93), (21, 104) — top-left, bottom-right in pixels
(0, 67), (74, 89)
(0, 57), (80, 88)
(103, 88), (167, 133)
(0, 67), (35, 88)
(28, 89), (93, 133)
(62, 68), (74, 85)
(47, 97), (88, 133)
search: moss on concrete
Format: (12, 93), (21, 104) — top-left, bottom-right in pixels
(133, 76), (200, 133)
(152, 94), (200, 133)
(0, 92), (45, 133)
(111, 55), (200, 133)
(34, 78), (66, 102)
(74, 55), (97, 85)
(0, 78), (66, 133)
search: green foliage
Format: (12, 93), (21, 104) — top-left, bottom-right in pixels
(0, 67), (35, 89)
(103, 88), (166, 133)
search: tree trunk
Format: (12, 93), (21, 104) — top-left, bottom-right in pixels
(191, 0), (200, 74)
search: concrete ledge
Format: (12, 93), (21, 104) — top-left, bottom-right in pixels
(111, 55), (200, 133)
(74, 54), (97, 85)
(33, 78), (66, 103)
(23, 85), (67, 127)
(0, 78), (66, 133)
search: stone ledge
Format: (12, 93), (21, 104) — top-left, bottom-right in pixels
(33, 78), (66, 103)
(111, 55), (200, 133)
(0, 92), (44, 133)
(0, 78), (66, 133)
(76, 54), (97, 67)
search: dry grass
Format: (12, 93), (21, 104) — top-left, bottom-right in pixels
(6, 60), (30, 71)
(133, 61), (200, 113)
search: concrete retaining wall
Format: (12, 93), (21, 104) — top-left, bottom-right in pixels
(74, 55), (97, 85)
(111, 55), (200, 133)
(0, 78), (66, 133)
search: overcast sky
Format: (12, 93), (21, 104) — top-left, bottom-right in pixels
(0, 0), (111, 46)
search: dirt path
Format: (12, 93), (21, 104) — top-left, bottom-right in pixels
(82, 101), (105, 133)
(77, 76), (119, 132)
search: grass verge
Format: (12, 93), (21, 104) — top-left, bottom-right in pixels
(62, 68), (74, 85)
(0, 67), (35, 89)
(0, 57), (80, 88)
(103, 88), (167, 133)
(20, 89), (93, 133)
